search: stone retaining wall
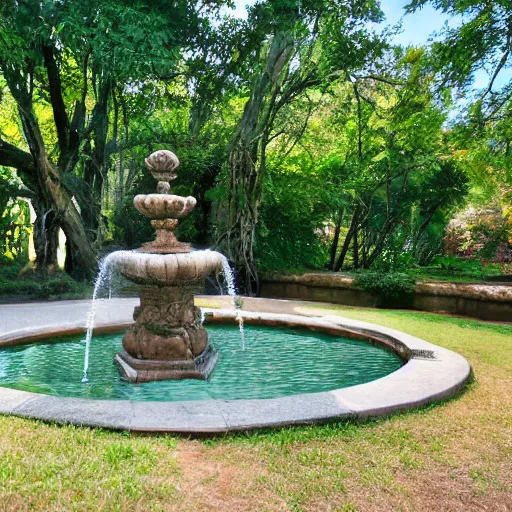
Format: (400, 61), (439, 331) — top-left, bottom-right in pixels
(261, 274), (512, 322)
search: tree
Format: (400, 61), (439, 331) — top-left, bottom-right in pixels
(217, 0), (384, 294)
(0, 0), (220, 278)
(312, 47), (468, 270)
(407, 0), (512, 190)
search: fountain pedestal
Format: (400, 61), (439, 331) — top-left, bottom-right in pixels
(111, 150), (224, 383)
(115, 285), (218, 382)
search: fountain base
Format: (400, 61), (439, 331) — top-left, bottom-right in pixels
(115, 344), (218, 383)
(116, 284), (221, 383)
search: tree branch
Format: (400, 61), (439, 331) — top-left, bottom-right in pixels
(0, 138), (35, 177)
(42, 44), (70, 153)
(354, 74), (404, 87)
(481, 32), (511, 100)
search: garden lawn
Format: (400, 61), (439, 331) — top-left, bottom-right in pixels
(0, 306), (511, 511)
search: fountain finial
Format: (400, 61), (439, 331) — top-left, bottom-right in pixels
(145, 150), (180, 194)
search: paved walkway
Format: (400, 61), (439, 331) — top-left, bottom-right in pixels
(0, 298), (139, 336)
(0, 296), (338, 337)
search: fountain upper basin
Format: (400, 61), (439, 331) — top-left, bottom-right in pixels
(112, 250), (225, 286)
(134, 194), (196, 219)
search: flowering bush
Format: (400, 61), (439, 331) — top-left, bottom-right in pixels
(444, 204), (512, 262)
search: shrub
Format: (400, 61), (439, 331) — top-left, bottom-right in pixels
(38, 275), (82, 299)
(354, 272), (416, 301)
(433, 255), (482, 273)
(0, 279), (42, 297)
(0, 261), (86, 300)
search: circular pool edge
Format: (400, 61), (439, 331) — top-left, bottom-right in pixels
(0, 309), (472, 433)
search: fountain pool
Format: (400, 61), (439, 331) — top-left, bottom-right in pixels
(0, 304), (471, 432)
(0, 324), (402, 401)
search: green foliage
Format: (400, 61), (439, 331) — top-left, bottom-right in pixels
(317, 46), (470, 272)
(0, 168), (30, 262)
(354, 272), (416, 301)
(372, 246), (416, 273)
(435, 255), (483, 273)
(0, 258), (88, 299)
(408, 1), (512, 192)
(0, 0), (507, 285)
(256, 155), (330, 272)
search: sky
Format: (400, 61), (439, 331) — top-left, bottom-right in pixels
(231, 0), (451, 43)
(231, 0), (512, 92)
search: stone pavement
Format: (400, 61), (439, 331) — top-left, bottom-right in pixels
(0, 298), (138, 336)
(0, 296), (337, 336)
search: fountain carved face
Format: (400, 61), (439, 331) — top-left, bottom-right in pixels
(112, 150), (224, 383)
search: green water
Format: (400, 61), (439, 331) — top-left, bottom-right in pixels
(0, 325), (402, 401)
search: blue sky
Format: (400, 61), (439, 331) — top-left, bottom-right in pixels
(380, 1), (456, 45)
(232, 0), (454, 44)
(231, 0), (512, 92)
(380, 1), (511, 90)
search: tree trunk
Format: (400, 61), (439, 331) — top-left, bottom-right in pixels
(7, 71), (97, 279)
(42, 158), (97, 279)
(81, 80), (112, 244)
(361, 228), (368, 268)
(364, 220), (395, 268)
(221, 31), (294, 294)
(329, 210), (344, 270)
(353, 223), (359, 269)
(32, 195), (60, 272)
(334, 206), (360, 271)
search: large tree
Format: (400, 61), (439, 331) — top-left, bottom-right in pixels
(0, 0), (216, 278)
(218, 0), (384, 293)
(407, 0), (512, 190)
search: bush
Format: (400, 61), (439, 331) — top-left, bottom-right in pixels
(433, 255), (482, 273)
(0, 262), (87, 300)
(0, 279), (41, 297)
(354, 272), (416, 301)
(372, 247), (416, 272)
(38, 275), (83, 299)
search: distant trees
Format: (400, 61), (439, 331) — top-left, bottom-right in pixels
(252, 48), (468, 275)
(325, 49), (468, 271)
(0, 0), (508, 288)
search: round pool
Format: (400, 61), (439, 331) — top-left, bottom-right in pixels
(0, 324), (402, 401)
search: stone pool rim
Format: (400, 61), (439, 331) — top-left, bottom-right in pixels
(0, 309), (472, 434)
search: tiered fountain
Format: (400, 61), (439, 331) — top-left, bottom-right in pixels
(111, 150), (224, 383)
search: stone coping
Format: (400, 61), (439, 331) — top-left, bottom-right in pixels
(263, 272), (512, 302)
(0, 305), (471, 434)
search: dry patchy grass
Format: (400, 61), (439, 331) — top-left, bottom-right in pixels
(0, 307), (511, 511)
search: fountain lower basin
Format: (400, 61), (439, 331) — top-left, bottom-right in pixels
(0, 304), (472, 433)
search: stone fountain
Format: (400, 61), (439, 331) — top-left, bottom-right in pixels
(112, 150), (224, 383)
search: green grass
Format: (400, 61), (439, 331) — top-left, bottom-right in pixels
(0, 306), (511, 511)
(343, 257), (508, 284)
(405, 267), (503, 283)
